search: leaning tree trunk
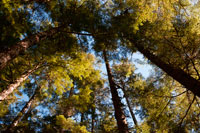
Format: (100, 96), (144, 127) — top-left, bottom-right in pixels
(127, 38), (200, 98)
(0, 26), (63, 71)
(6, 86), (40, 132)
(0, 64), (40, 101)
(121, 81), (138, 127)
(103, 50), (129, 133)
(0, 25), (93, 71)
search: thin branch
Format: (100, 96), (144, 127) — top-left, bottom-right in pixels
(157, 97), (172, 117)
(179, 95), (195, 127)
(152, 91), (187, 98)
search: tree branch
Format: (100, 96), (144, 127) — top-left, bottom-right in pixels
(179, 95), (195, 127)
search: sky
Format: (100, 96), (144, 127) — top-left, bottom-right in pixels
(131, 52), (152, 78)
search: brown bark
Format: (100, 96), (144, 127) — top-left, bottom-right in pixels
(0, 26), (61, 71)
(0, 25), (94, 71)
(64, 86), (75, 118)
(121, 82), (138, 127)
(0, 64), (40, 101)
(103, 50), (129, 133)
(128, 38), (200, 98)
(6, 86), (40, 131)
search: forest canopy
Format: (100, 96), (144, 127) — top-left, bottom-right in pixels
(0, 0), (200, 132)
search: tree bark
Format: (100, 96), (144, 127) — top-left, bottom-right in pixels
(64, 85), (75, 118)
(121, 82), (138, 127)
(0, 26), (63, 71)
(103, 50), (129, 133)
(0, 25), (94, 71)
(0, 64), (40, 101)
(128, 38), (200, 98)
(6, 86), (40, 132)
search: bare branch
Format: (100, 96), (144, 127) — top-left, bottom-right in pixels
(179, 95), (195, 127)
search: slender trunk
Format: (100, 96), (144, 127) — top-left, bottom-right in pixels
(6, 86), (40, 131)
(0, 26), (62, 71)
(91, 92), (96, 133)
(68, 84), (74, 98)
(103, 50), (129, 133)
(91, 108), (95, 133)
(121, 82), (138, 127)
(128, 38), (200, 98)
(64, 86), (75, 118)
(80, 112), (84, 125)
(0, 64), (40, 101)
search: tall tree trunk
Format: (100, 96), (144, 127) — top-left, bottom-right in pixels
(0, 64), (40, 101)
(64, 85), (75, 118)
(103, 50), (129, 133)
(128, 38), (200, 98)
(91, 107), (95, 133)
(0, 26), (62, 71)
(6, 86), (40, 132)
(121, 81), (138, 127)
(91, 89), (96, 133)
(0, 26), (93, 71)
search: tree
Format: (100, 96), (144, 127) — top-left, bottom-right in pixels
(0, 63), (41, 101)
(112, 60), (139, 128)
(128, 37), (200, 97)
(110, 0), (200, 97)
(5, 86), (41, 132)
(103, 50), (129, 133)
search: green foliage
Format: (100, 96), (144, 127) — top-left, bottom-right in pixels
(0, 0), (34, 49)
(56, 115), (89, 133)
(100, 114), (118, 133)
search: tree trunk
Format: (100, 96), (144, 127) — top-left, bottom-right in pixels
(0, 26), (93, 71)
(128, 38), (200, 98)
(103, 50), (129, 133)
(80, 112), (84, 125)
(64, 85), (75, 118)
(91, 108), (95, 133)
(91, 91), (96, 133)
(0, 64), (40, 101)
(0, 26), (62, 71)
(121, 82), (138, 127)
(6, 86), (40, 131)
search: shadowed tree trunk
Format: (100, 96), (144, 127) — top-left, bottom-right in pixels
(81, 112), (84, 125)
(6, 86), (41, 132)
(0, 25), (94, 71)
(91, 107), (95, 133)
(120, 81), (138, 127)
(0, 26), (63, 71)
(91, 88), (96, 133)
(0, 64), (41, 101)
(103, 50), (129, 133)
(128, 37), (200, 98)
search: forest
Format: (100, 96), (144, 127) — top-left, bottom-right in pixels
(0, 0), (200, 132)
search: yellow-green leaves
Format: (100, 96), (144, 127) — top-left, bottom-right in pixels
(56, 115), (89, 133)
